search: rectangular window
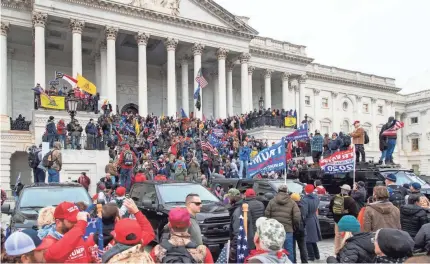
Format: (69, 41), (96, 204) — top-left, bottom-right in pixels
(321, 98), (329, 108)
(305, 96), (311, 106)
(412, 138), (419, 151)
(322, 125), (329, 135)
(412, 164), (420, 175)
(377, 105), (383, 115)
(411, 117), (418, 124)
(363, 103), (369, 113)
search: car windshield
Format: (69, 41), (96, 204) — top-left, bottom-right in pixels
(158, 184), (220, 204)
(381, 171), (430, 188)
(19, 187), (91, 208)
(272, 181), (304, 194)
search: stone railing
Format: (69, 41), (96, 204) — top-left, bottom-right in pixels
(10, 115), (31, 131)
(244, 115), (294, 129)
(250, 36), (307, 56)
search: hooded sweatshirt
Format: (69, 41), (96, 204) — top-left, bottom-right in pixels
(363, 200), (401, 232)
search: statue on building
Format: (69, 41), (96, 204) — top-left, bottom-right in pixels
(128, 0), (180, 16)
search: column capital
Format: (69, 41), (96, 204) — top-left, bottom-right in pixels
(105, 27), (118, 40)
(216, 48), (229, 60)
(355, 95), (362, 102)
(331, 91), (338, 98)
(69, 19), (85, 34)
(1, 22), (10, 36)
(282, 72), (291, 81)
(135, 32), (150, 46)
(239, 53), (251, 64)
(248, 66), (255, 75)
(226, 60), (235, 71)
(264, 69), (273, 78)
(180, 55), (191, 65)
(371, 98), (377, 103)
(313, 88), (321, 95)
(294, 86), (299, 92)
(165, 37), (178, 51)
(192, 43), (205, 56)
(299, 74), (307, 84)
(32, 11), (48, 28)
(99, 41), (107, 50)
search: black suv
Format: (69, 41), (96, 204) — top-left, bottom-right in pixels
(129, 181), (230, 254)
(1, 183), (92, 232)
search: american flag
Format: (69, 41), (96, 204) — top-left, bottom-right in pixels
(216, 241), (230, 264)
(195, 68), (208, 88)
(212, 128), (224, 138)
(202, 141), (218, 155)
(381, 120), (404, 137)
(237, 215), (249, 263)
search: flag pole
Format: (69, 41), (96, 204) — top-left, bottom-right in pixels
(284, 167), (287, 185)
(242, 203), (248, 236)
(352, 144), (356, 186)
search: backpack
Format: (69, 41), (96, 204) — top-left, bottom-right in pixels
(333, 194), (349, 215)
(28, 149), (40, 169)
(160, 240), (197, 263)
(388, 186), (405, 208)
(364, 131), (369, 144)
(123, 151), (134, 166)
(42, 151), (54, 168)
(342, 135), (352, 147)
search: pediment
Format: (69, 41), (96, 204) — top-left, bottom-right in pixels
(111, 0), (258, 35)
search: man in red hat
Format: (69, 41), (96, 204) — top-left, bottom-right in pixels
(244, 188), (265, 232)
(41, 202), (93, 263)
(350, 120), (366, 163)
(150, 208), (214, 263)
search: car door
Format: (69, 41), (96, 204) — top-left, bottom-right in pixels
(130, 183), (160, 232)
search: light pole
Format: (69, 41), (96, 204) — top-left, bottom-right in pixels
(258, 96), (264, 110)
(67, 97), (79, 121)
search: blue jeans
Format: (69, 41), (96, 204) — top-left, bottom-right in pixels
(283, 232), (294, 262)
(58, 134), (66, 149)
(239, 160), (248, 179)
(33, 168), (46, 183)
(47, 169), (60, 183)
(120, 168), (133, 192)
(386, 138), (397, 161)
(47, 135), (56, 148)
(71, 135), (80, 149)
(380, 149), (387, 161)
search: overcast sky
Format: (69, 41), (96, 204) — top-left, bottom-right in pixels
(215, 0), (430, 94)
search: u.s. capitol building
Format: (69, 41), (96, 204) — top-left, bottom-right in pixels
(0, 0), (429, 191)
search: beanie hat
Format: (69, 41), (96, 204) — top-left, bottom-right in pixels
(376, 228), (414, 258)
(112, 218), (142, 245)
(228, 188), (241, 197)
(304, 184), (315, 194)
(337, 215), (361, 233)
(290, 193), (301, 202)
(116, 187), (126, 197)
(278, 185), (288, 193)
(245, 189), (256, 198)
(256, 217), (286, 251)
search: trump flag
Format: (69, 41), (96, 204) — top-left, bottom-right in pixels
(247, 138), (286, 178)
(319, 148), (355, 174)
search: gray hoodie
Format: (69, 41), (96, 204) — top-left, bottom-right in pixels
(189, 214), (203, 245)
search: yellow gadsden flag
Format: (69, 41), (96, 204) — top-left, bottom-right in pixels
(77, 74), (97, 95)
(284, 116), (297, 127)
(40, 94), (65, 110)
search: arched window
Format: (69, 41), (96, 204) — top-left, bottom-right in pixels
(341, 120), (350, 133)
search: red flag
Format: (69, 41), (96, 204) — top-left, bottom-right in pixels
(286, 141), (293, 161)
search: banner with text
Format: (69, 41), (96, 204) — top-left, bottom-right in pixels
(247, 138), (286, 178)
(319, 148), (355, 174)
(285, 123), (308, 141)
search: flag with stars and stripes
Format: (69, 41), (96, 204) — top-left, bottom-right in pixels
(216, 240), (230, 264)
(237, 215), (249, 263)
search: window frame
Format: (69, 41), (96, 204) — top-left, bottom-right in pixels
(410, 117), (419, 125)
(342, 101), (348, 111)
(305, 95), (311, 106)
(377, 105), (384, 115)
(362, 103), (369, 113)
(411, 138), (419, 151)
(321, 98), (329, 108)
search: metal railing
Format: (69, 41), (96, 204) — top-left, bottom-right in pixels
(42, 135), (108, 150)
(10, 115), (31, 131)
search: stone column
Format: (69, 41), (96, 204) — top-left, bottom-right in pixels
(355, 95), (362, 124)
(136, 32), (150, 116)
(0, 22), (9, 123)
(212, 71), (219, 118)
(313, 89), (321, 130)
(371, 98), (377, 146)
(165, 38), (178, 117)
(298, 75), (307, 122)
(264, 69), (273, 109)
(282, 72), (290, 111)
(94, 53), (101, 91)
(105, 27), (118, 113)
(217, 48), (228, 119)
(226, 61), (234, 117)
(331, 92), (338, 132)
(192, 43), (204, 119)
(7, 48), (14, 117)
(180, 55), (190, 115)
(99, 42), (107, 98)
(294, 85), (299, 116)
(248, 66), (255, 112)
(239, 53), (250, 114)
(32, 12), (47, 87)
(70, 19), (85, 77)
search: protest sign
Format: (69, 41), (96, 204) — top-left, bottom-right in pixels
(247, 138), (286, 178)
(319, 148), (355, 174)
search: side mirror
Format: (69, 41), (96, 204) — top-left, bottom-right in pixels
(1, 204), (11, 215)
(264, 192), (274, 200)
(142, 199), (154, 208)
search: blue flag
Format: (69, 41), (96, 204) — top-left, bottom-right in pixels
(193, 84), (201, 100)
(285, 123), (308, 141)
(236, 215), (249, 263)
(293, 109), (297, 118)
(247, 138), (286, 178)
(209, 134), (222, 148)
(181, 108), (188, 118)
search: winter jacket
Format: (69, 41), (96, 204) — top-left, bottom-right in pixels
(43, 220), (92, 263)
(57, 120), (66, 135)
(380, 120), (398, 140)
(350, 127), (365, 145)
(77, 175), (90, 191)
(51, 142), (62, 171)
(311, 134), (324, 152)
(189, 214), (203, 246)
(328, 137), (342, 151)
(400, 204), (429, 238)
(245, 197), (265, 232)
(351, 187), (367, 210)
(363, 200), (401, 232)
(329, 195), (359, 223)
(85, 122), (97, 135)
(118, 145), (137, 170)
(239, 146), (251, 161)
(46, 120), (57, 135)
(336, 232), (376, 263)
(265, 192), (301, 233)
(302, 194), (322, 243)
(229, 200), (255, 263)
(414, 223), (430, 253)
